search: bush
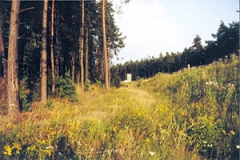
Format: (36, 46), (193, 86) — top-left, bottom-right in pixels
(20, 78), (31, 112)
(111, 76), (121, 88)
(56, 72), (78, 101)
(95, 79), (104, 88)
(84, 79), (91, 91)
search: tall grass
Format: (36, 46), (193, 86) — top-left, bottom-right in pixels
(0, 54), (239, 159)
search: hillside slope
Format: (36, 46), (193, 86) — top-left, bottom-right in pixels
(0, 57), (239, 159)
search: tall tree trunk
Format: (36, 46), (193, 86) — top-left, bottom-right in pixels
(41, 0), (48, 103)
(108, 48), (110, 87)
(50, 0), (55, 93)
(55, 13), (60, 78)
(7, 0), (20, 116)
(85, 27), (89, 81)
(71, 52), (75, 82)
(79, 0), (84, 87)
(0, 24), (6, 78)
(102, 0), (109, 90)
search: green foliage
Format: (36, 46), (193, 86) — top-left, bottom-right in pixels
(111, 76), (121, 88)
(44, 99), (53, 108)
(84, 79), (91, 91)
(112, 21), (239, 81)
(0, 59), (239, 159)
(95, 79), (104, 88)
(19, 78), (31, 112)
(56, 72), (78, 102)
(136, 76), (141, 87)
(142, 59), (239, 159)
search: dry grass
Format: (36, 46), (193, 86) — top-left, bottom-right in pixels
(0, 58), (239, 159)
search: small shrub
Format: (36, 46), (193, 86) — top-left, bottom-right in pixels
(95, 79), (104, 88)
(84, 79), (91, 91)
(136, 76), (141, 87)
(20, 78), (31, 112)
(111, 76), (121, 88)
(44, 99), (53, 108)
(56, 72), (78, 101)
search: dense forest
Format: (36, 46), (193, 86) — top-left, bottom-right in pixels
(0, 0), (127, 115)
(0, 1), (239, 114)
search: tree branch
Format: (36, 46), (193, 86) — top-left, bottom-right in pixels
(20, 7), (34, 13)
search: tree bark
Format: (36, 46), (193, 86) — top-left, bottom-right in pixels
(71, 52), (75, 82)
(102, 0), (109, 90)
(108, 48), (111, 88)
(7, 0), (20, 116)
(41, 0), (48, 103)
(55, 13), (60, 78)
(50, 0), (55, 93)
(79, 0), (84, 87)
(85, 27), (89, 81)
(0, 23), (6, 78)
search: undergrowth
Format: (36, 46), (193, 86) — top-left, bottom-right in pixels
(0, 54), (239, 159)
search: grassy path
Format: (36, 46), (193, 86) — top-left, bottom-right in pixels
(118, 86), (157, 107)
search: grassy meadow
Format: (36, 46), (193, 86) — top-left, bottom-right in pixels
(0, 55), (240, 159)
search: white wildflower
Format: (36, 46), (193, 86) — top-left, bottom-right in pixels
(149, 151), (155, 156)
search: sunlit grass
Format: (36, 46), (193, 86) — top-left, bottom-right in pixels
(0, 55), (239, 159)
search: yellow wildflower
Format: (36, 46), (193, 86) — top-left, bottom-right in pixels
(4, 145), (12, 156)
(179, 130), (184, 135)
(50, 131), (56, 136)
(221, 129), (226, 136)
(145, 138), (150, 143)
(6, 123), (12, 128)
(113, 126), (117, 132)
(12, 142), (22, 154)
(230, 130), (235, 135)
(27, 145), (36, 151)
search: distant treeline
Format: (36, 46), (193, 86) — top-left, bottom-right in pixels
(111, 21), (239, 82)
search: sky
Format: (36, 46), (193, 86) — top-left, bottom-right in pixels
(111, 0), (239, 64)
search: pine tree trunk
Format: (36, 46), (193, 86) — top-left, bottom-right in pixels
(102, 0), (109, 90)
(85, 27), (89, 81)
(107, 48), (111, 87)
(7, 0), (20, 116)
(41, 0), (48, 103)
(71, 52), (75, 82)
(50, 0), (55, 93)
(55, 13), (60, 78)
(0, 24), (6, 78)
(79, 0), (84, 87)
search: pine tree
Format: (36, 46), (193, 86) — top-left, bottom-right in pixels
(7, 0), (20, 116)
(50, 0), (56, 93)
(102, 0), (109, 90)
(41, 0), (48, 103)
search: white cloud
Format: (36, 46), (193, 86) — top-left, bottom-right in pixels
(114, 0), (181, 62)
(112, 0), (239, 63)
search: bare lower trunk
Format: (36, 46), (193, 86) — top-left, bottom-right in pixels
(85, 27), (89, 81)
(55, 13), (60, 78)
(79, 0), (84, 87)
(41, 0), (48, 103)
(0, 24), (6, 78)
(102, 0), (109, 90)
(71, 52), (75, 82)
(108, 49), (110, 88)
(50, 0), (55, 93)
(7, 0), (20, 116)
